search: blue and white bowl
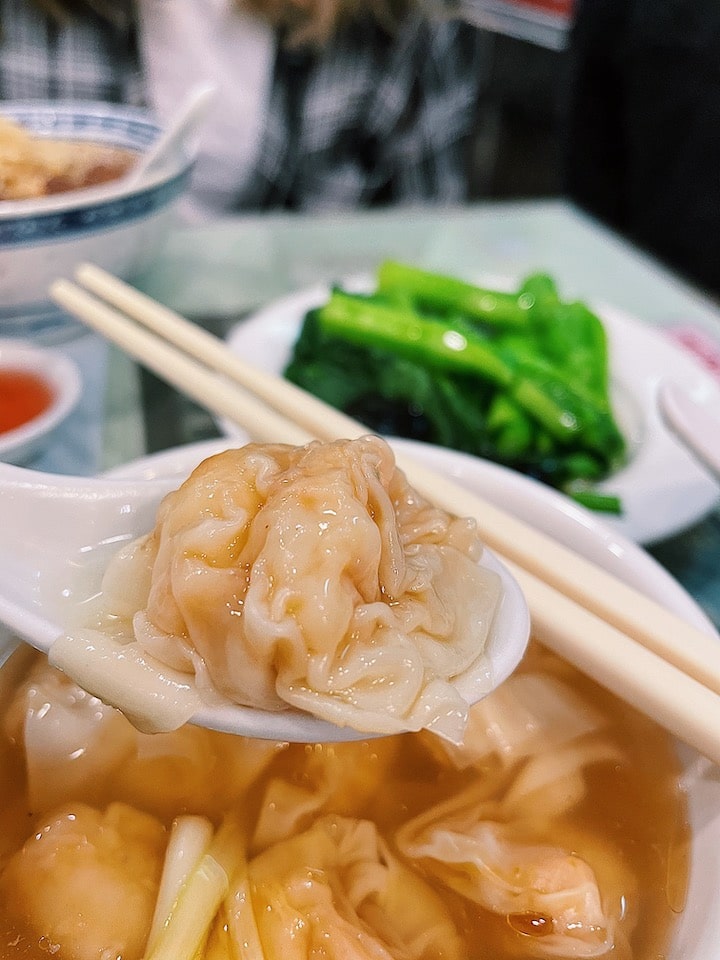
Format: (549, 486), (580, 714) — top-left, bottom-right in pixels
(0, 101), (194, 343)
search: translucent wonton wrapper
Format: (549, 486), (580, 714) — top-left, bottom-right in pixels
(241, 814), (464, 960)
(3, 657), (285, 820)
(252, 737), (403, 851)
(0, 802), (165, 960)
(98, 437), (501, 740)
(396, 735), (634, 959)
(422, 670), (608, 772)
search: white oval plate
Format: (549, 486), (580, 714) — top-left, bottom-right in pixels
(104, 435), (720, 960)
(222, 279), (720, 544)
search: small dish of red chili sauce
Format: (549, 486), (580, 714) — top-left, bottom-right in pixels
(0, 340), (82, 465)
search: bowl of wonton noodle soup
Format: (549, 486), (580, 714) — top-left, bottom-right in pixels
(0, 101), (193, 344)
(0, 436), (718, 960)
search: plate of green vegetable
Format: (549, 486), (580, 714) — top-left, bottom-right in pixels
(223, 262), (720, 544)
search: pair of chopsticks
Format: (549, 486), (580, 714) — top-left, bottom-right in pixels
(51, 265), (720, 765)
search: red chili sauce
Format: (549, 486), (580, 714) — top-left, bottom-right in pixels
(0, 368), (54, 434)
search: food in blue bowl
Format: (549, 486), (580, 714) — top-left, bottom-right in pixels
(0, 101), (193, 344)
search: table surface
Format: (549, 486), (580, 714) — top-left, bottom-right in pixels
(89, 198), (720, 629)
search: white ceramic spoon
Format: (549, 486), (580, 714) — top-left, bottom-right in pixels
(658, 380), (720, 484)
(126, 83), (217, 187)
(0, 460), (529, 742)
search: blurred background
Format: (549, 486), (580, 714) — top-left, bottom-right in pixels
(458, 0), (719, 301)
(1, 0), (717, 298)
(454, 0), (569, 202)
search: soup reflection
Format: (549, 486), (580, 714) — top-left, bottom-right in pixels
(0, 641), (688, 960)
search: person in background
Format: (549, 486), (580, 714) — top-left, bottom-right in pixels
(563, 0), (720, 297)
(0, 0), (491, 220)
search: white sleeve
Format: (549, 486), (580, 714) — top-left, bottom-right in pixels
(136, 0), (275, 221)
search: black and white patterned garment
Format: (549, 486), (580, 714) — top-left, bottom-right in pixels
(238, 15), (491, 211)
(0, 0), (490, 214)
(0, 0), (142, 104)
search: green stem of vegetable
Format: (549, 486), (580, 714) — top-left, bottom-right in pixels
(319, 290), (515, 386)
(519, 273), (611, 404)
(317, 291), (621, 451)
(484, 393), (534, 458)
(567, 489), (623, 514)
(377, 260), (534, 329)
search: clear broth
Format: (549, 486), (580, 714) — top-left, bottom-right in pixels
(0, 642), (689, 960)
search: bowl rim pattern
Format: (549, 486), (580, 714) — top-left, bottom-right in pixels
(0, 174), (190, 244)
(0, 99), (194, 223)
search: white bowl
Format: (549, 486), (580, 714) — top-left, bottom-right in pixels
(0, 100), (194, 344)
(104, 437), (720, 959)
(0, 338), (82, 464)
(1, 437), (718, 957)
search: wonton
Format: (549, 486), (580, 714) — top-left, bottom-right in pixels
(85, 437), (502, 740)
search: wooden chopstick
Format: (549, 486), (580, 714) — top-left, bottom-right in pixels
(512, 566), (720, 765)
(49, 267), (720, 763)
(73, 263), (369, 445)
(52, 276), (312, 447)
(54, 265), (720, 692)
